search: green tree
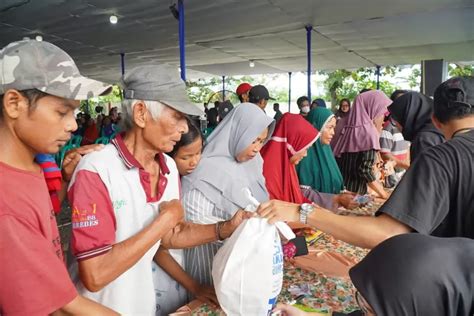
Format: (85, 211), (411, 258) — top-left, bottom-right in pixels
(406, 64), (472, 90)
(321, 69), (352, 108)
(185, 78), (219, 104)
(270, 89), (289, 103)
(185, 76), (256, 104)
(79, 85), (122, 116)
(448, 63), (474, 77)
(407, 67), (421, 89)
(349, 67), (398, 98)
(322, 67), (399, 110)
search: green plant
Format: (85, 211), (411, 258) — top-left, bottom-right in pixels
(322, 67), (398, 110)
(79, 85), (122, 116)
(448, 63), (474, 77)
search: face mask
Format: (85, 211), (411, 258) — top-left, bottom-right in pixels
(301, 106), (310, 114)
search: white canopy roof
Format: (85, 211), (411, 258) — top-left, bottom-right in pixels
(1, 0), (472, 82)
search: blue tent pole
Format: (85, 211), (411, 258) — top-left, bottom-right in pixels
(178, 0), (186, 81)
(120, 52), (125, 76)
(305, 25), (313, 100)
(376, 65), (381, 90)
(222, 76), (225, 100)
(120, 53), (126, 99)
(288, 72), (292, 112)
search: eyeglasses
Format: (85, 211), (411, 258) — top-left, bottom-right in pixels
(355, 291), (375, 315)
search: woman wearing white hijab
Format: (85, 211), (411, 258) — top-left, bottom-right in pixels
(181, 103), (280, 286)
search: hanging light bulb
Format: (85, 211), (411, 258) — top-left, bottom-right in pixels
(249, 60), (255, 68)
(109, 15), (118, 24)
(35, 35), (43, 42)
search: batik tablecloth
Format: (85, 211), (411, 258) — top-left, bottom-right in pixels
(173, 202), (381, 315)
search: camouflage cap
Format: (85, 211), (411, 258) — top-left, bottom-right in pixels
(121, 64), (203, 116)
(0, 40), (112, 100)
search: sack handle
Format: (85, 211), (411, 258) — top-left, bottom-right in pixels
(274, 221), (296, 240)
(242, 188), (296, 240)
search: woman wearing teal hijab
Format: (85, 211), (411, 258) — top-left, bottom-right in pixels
(297, 107), (345, 194)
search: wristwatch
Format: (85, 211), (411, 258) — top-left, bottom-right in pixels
(299, 203), (315, 224)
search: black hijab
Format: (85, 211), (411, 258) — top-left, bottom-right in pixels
(349, 234), (474, 316)
(388, 92), (442, 141)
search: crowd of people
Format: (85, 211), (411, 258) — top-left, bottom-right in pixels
(72, 106), (123, 145)
(1, 39), (473, 316)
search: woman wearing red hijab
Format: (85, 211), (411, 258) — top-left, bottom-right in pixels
(261, 113), (358, 210)
(261, 113), (318, 203)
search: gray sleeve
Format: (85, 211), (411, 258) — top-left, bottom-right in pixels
(300, 186), (335, 210)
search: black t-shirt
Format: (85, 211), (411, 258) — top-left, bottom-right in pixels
(377, 129), (474, 238)
(410, 130), (445, 162)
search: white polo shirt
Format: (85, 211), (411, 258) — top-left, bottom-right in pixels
(67, 134), (181, 315)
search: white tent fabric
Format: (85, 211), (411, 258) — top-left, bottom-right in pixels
(1, 0), (472, 82)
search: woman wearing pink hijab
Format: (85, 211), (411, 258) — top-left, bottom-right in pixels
(332, 90), (392, 199)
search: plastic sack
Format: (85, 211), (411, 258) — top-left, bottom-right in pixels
(213, 217), (296, 315)
(212, 188), (295, 315)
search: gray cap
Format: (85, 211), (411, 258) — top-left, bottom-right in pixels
(121, 64), (203, 116)
(0, 40), (112, 100)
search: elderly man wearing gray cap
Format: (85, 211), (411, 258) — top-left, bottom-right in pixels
(0, 40), (117, 315)
(67, 64), (250, 315)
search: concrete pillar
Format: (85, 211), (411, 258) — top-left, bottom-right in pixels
(421, 59), (448, 97)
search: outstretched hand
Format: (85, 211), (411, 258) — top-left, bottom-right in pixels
(256, 200), (300, 224)
(337, 192), (359, 209)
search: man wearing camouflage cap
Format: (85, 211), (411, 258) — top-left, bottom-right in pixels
(67, 64), (251, 314)
(0, 40), (117, 315)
